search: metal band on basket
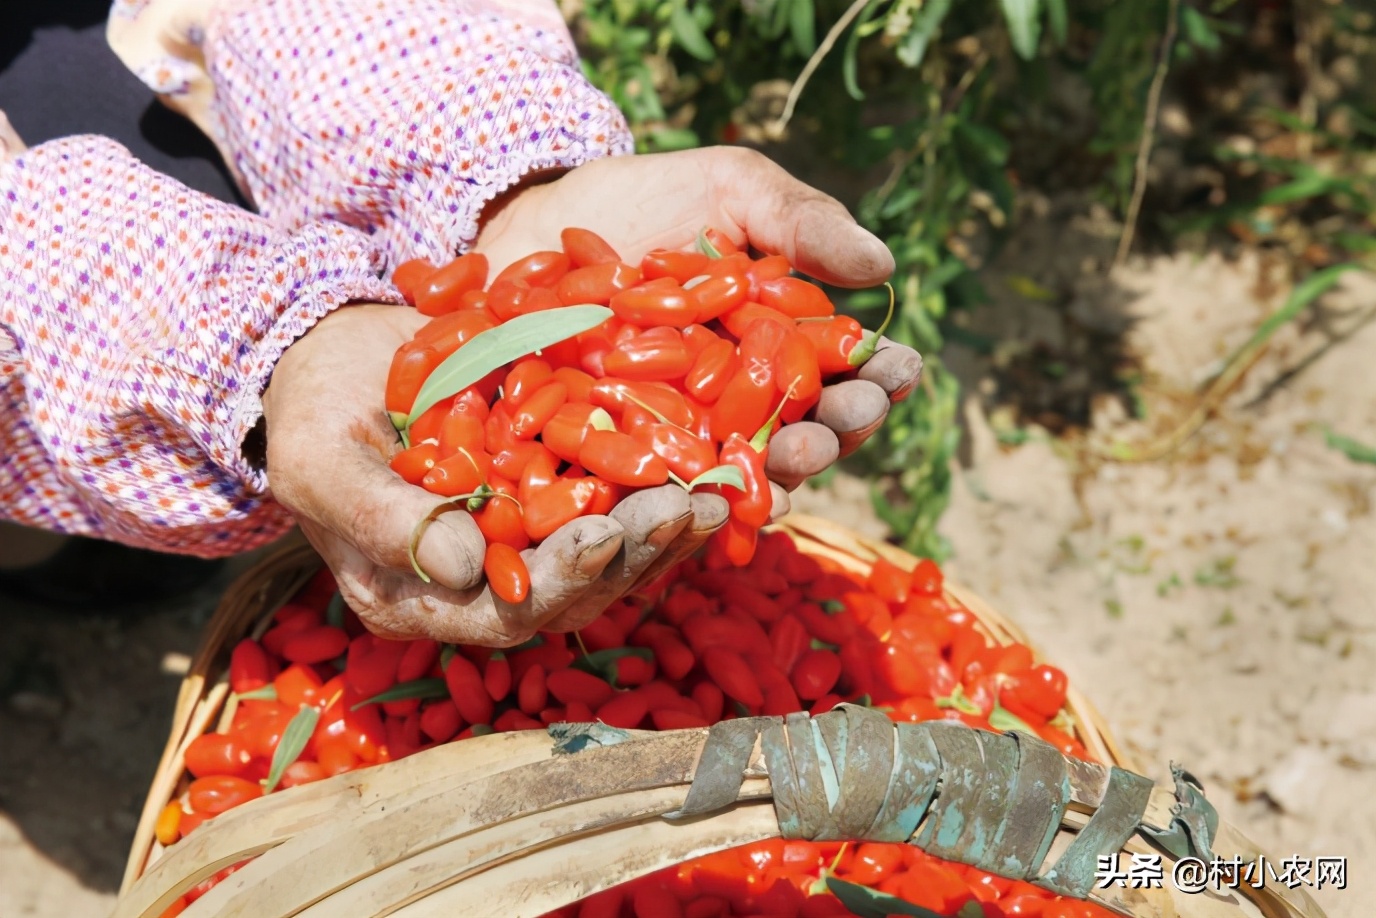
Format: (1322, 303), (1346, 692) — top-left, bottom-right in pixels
(653, 704), (1205, 902)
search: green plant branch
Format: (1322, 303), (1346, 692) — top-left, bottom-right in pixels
(774, 0), (878, 133)
(1099, 264), (1362, 462)
(1112, 0), (1181, 271)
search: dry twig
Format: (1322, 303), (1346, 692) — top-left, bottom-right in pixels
(1113, 0), (1181, 271)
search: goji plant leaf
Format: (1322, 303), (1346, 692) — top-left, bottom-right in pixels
(999, 0), (1043, 61)
(825, 876), (947, 918)
(841, 0), (887, 99)
(1045, 0), (1068, 45)
(509, 634), (546, 652)
(571, 646), (652, 680)
(325, 592), (346, 629)
(695, 228), (722, 259)
(588, 407), (617, 431)
(264, 704), (320, 794)
(989, 702), (1037, 735)
(934, 684), (983, 716)
(1324, 427), (1376, 465)
(894, 0), (952, 68)
(350, 677), (448, 711)
(234, 684), (278, 702)
(669, 1), (715, 62)
(788, 0), (816, 55)
(687, 464), (745, 492)
(405, 305), (612, 429)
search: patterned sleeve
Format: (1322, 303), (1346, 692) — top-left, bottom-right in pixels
(199, 0), (634, 269)
(0, 136), (400, 557)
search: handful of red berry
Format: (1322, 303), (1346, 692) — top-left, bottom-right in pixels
(382, 228), (894, 600)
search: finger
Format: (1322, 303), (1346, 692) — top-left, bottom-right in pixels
(763, 421), (840, 491)
(627, 491), (730, 593)
(539, 485), (697, 632)
(298, 518), (518, 645)
(269, 425), (494, 593)
(857, 338), (923, 402)
(710, 148), (894, 288)
(768, 482), (791, 523)
(303, 511), (625, 646)
(518, 516), (626, 623)
(814, 379), (890, 459)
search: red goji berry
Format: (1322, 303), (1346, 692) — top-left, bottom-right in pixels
(484, 544), (530, 605)
(188, 775), (262, 815)
(700, 648), (763, 708)
(492, 250), (569, 288)
(444, 655), (493, 727)
(561, 227), (621, 267)
(412, 253), (487, 315)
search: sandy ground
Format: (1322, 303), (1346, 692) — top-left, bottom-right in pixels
(2, 200), (1372, 916)
(795, 196), (1376, 917)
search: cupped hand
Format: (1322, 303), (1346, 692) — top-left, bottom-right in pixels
(474, 146), (924, 502)
(263, 303), (729, 644)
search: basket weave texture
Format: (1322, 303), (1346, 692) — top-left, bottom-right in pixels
(116, 516), (1322, 918)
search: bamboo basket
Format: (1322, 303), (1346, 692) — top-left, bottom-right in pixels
(117, 516), (1324, 918)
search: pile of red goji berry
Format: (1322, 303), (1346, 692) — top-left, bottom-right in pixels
(382, 228), (894, 599)
(152, 530), (1106, 918)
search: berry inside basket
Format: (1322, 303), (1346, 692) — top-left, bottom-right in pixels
(128, 517), (1148, 918)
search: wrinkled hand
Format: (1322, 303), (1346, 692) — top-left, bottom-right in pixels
(265, 304), (731, 645)
(474, 147), (923, 499)
(265, 148), (922, 647)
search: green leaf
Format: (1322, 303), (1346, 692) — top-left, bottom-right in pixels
(1225, 265), (1361, 374)
(406, 305), (612, 429)
(646, 127), (701, 152)
(842, 0), (887, 100)
(1323, 428), (1376, 465)
(789, 0), (816, 55)
(325, 592), (346, 629)
(440, 644), (457, 669)
(934, 684), (983, 716)
(234, 684), (278, 702)
(894, 0), (952, 68)
(509, 634), (546, 653)
(1180, 6), (1221, 52)
(999, 0), (1043, 60)
(1045, 0), (1068, 45)
(670, 1), (715, 61)
(264, 704), (320, 793)
(695, 228), (723, 259)
(1256, 170), (1346, 208)
(571, 647), (651, 684)
(688, 465), (746, 492)
(589, 407), (618, 431)
(989, 702), (1037, 735)
(821, 599), (846, 614)
(350, 677), (448, 711)
(826, 876), (947, 917)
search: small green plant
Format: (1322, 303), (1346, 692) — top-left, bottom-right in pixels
(569, 0), (1373, 557)
(1194, 556), (1240, 589)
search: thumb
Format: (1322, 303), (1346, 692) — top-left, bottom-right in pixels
(710, 148), (894, 288)
(276, 439), (490, 593)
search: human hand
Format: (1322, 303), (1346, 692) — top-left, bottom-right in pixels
(473, 147), (924, 504)
(0, 111), (24, 162)
(263, 304), (728, 644)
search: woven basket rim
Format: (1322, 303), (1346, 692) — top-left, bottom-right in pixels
(120, 515), (1134, 897)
